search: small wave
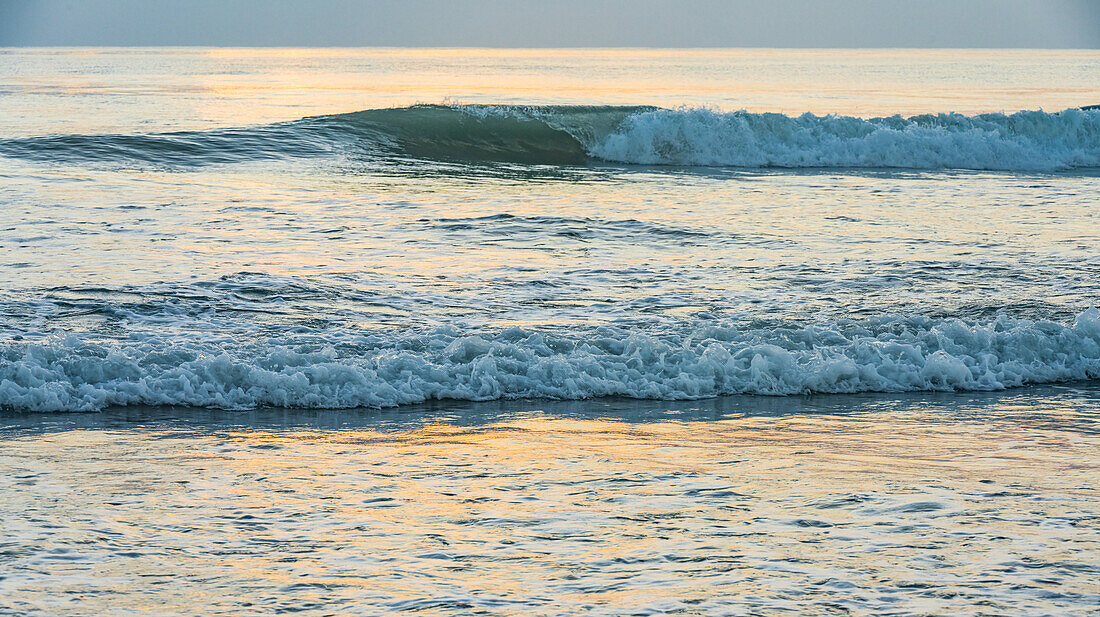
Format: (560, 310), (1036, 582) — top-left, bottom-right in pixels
(327, 104), (641, 165)
(418, 213), (714, 244)
(0, 105), (640, 168)
(0, 124), (336, 166)
(1, 105), (1097, 171)
(1, 309), (1097, 412)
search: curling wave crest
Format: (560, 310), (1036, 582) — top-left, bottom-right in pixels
(2, 310), (1098, 412)
(2, 105), (1097, 171)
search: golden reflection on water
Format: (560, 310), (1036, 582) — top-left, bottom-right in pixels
(219, 412), (1098, 488)
(3, 48), (1098, 137)
(2, 406), (1098, 615)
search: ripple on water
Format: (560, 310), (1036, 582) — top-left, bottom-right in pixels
(1, 400), (1098, 616)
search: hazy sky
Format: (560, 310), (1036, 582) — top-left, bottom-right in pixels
(1, 0), (1098, 48)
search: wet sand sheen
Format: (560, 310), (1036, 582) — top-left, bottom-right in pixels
(2, 392), (1097, 616)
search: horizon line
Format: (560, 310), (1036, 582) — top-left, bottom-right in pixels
(3, 45), (1099, 51)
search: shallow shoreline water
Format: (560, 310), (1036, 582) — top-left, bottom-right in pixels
(2, 387), (1098, 616)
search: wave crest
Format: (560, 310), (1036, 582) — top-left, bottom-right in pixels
(1, 105), (1097, 171)
(590, 108), (1100, 170)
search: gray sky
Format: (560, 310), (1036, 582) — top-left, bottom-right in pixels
(1, 0), (1098, 48)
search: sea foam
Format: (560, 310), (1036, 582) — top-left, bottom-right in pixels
(588, 108), (1100, 170)
(2, 310), (1098, 412)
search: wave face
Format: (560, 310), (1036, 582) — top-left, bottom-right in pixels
(1, 105), (1097, 171)
(2, 310), (1098, 412)
(0, 105), (644, 167)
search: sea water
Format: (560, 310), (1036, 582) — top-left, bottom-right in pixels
(0, 48), (1098, 615)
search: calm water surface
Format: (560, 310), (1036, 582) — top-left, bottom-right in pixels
(2, 389), (1099, 616)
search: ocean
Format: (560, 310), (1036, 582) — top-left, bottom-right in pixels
(1, 48), (1098, 615)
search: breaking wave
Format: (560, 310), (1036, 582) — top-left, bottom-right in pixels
(2, 309), (1098, 412)
(1, 104), (1098, 171)
(590, 107), (1100, 170)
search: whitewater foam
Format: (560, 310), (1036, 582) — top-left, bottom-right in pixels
(589, 108), (1100, 170)
(2, 310), (1098, 412)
